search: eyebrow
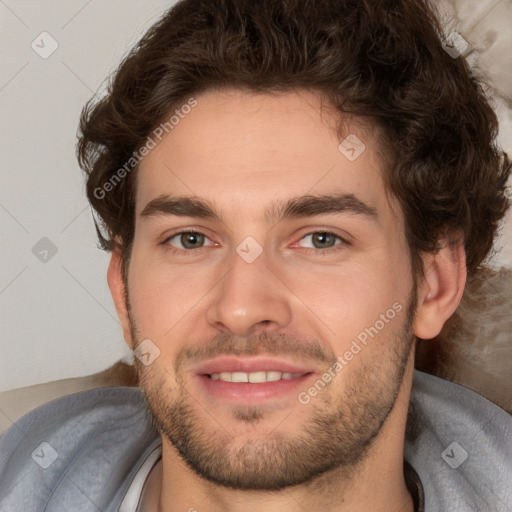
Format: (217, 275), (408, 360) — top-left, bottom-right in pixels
(140, 192), (378, 223)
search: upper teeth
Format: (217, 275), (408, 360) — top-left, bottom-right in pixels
(210, 371), (303, 383)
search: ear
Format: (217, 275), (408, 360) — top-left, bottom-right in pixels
(107, 246), (134, 349)
(414, 240), (467, 340)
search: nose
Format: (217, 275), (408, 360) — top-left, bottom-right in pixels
(205, 246), (292, 336)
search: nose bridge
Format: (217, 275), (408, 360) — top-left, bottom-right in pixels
(206, 241), (292, 335)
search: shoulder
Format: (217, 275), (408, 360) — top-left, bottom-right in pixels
(0, 386), (159, 512)
(406, 370), (512, 511)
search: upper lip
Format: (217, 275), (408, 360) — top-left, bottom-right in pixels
(194, 356), (317, 376)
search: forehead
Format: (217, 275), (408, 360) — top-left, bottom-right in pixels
(135, 88), (394, 221)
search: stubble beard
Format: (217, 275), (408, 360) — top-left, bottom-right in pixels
(128, 291), (417, 491)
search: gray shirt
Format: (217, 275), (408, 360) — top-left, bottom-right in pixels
(0, 370), (510, 511)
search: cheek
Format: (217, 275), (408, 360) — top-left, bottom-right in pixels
(280, 254), (411, 353)
(127, 249), (212, 341)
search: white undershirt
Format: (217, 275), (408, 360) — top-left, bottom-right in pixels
(119, 444), (162, 512)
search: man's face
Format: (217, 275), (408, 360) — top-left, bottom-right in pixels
(122, 89), (418, 490)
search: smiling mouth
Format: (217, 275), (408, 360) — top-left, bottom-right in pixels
(207, 371), (308, 383)
(194, 356), (318, 403)
(197, 368), (315, 404)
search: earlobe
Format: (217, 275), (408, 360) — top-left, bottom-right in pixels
(107, 247), (134, 348)
(413, 241), (467, 340)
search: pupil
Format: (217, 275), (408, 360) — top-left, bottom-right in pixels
(182, 232), (203, 248)
(313, 233), (334, 248)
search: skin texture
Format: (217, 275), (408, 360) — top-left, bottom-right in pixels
(108, 89), (467, 512)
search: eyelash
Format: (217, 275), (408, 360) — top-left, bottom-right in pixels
(294, 232), (349, 255)
(160, 230), (349, 255)
(161, 230), (215, 253)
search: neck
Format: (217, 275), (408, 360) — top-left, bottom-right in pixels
(151, 439), (413, 512)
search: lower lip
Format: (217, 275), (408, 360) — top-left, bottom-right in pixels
(196, 373), (315, 403)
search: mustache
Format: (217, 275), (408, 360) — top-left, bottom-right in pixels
(174, 332), (337, 372)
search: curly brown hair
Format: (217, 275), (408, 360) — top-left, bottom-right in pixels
(76, 0), (511, 279)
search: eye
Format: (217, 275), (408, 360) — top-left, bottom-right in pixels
(164, 231), (214, 250)
(296, 232), (344, 250)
